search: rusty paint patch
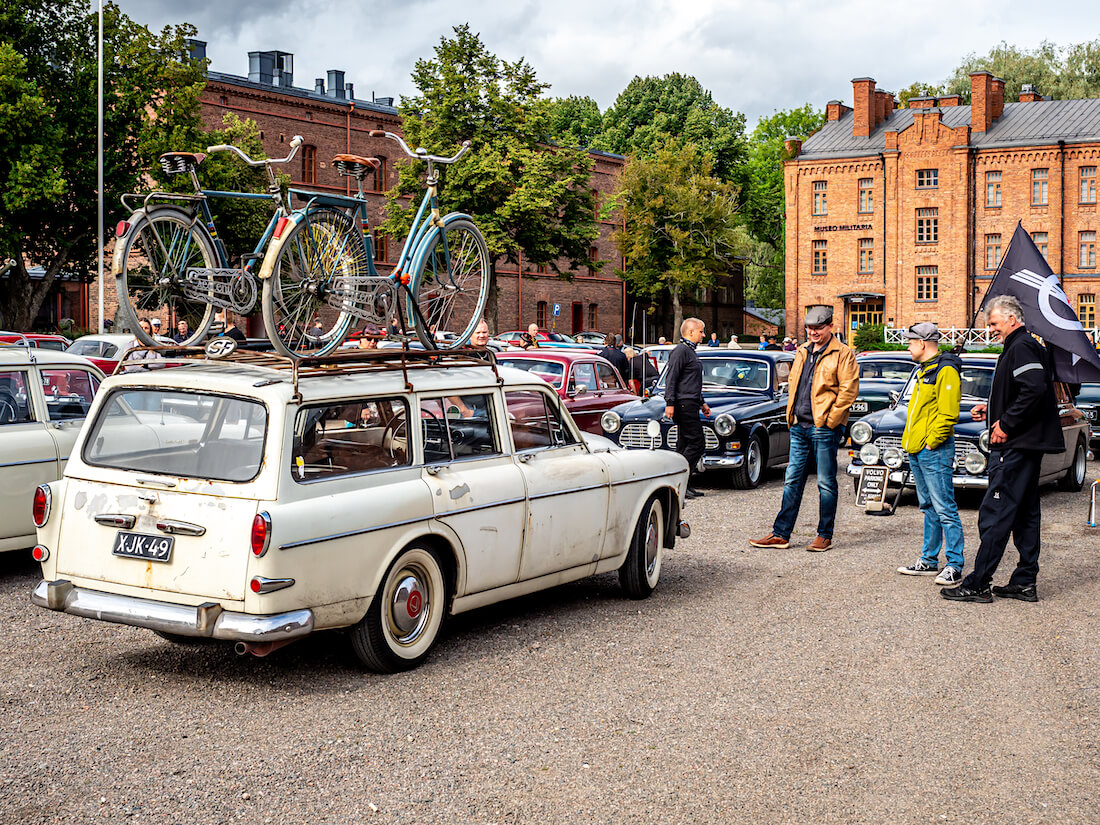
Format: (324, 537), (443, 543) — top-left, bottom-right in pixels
(449, 483), (470, 500)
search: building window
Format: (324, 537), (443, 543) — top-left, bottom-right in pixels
(371, 157), (387, 192)
(536, 301), (547, 329)
(813, 181), (827, 216)
(916, 266), (938, 302)
(1031, 231), (1048, 261)
(1082, 231), (1097, 269)
(301, 145), (317, 185)
(858, 178), (873, 213)
(1082, 167), (1097, 203)
(1032, 169), (1048, 205)
(985, 233), (1002, 269)
(591, 189), (600, 219)
(588, 245), (599, 277)
(536, 264), (547, 274)
(812, 239), (827, 275)
(858, 238), (873, 273)
(372, 230), (387, 263)
(916, 169), (938, 189)
(218, 95), (229, 106)
(588, 303), (598, 330)
(848, 300), (884, 329)
(1079, 294), (1096, 328)
(986, 171), (1002, 207)
(916, 207), (938, 244)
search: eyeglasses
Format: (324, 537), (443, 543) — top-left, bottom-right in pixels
(806, 324), (829, 332)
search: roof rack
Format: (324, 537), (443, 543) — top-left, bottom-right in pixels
(0, 330), (38, 362)
(116, 344), (503, 399)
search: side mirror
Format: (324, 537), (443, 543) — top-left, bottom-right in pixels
(889, 390), (901, 405)
(777, 381), (788, 396)
(571, 383), (588, 397)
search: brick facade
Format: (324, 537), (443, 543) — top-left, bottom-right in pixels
(785, 74), (1100, 341)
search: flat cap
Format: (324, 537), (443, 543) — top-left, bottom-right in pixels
(901, 321), (941, 342)
(804, 305), (833, 326)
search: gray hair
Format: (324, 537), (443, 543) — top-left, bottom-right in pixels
(680, 317), (704, 336)
(986, 295), (1025, 325)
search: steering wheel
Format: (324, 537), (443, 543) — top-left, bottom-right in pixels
(382, 411), (409, 459)
(0, 391), (17, 425)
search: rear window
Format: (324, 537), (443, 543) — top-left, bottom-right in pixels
(83, 389), (268, 482)
(498, 358), (566, 388)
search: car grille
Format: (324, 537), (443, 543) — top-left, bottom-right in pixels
(872, 436), (979, 469)
(619, 423), (720, 450)
(667, 425), (720, 451)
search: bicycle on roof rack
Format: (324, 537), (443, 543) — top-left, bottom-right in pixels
(113, 132), (490, 359)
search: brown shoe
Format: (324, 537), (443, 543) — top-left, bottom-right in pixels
(749, 533), (790, 549)
(806, 536), (832, 552)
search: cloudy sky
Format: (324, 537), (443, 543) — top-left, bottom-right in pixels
(118, 0), (1090, 126)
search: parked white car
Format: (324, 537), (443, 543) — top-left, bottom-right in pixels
(0, 346), (104, 552)
(32, 348), (690, 671)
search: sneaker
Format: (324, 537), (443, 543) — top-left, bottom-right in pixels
(686, 487), (704, 499)
(898, 561), (939, 576)
(748, 533), (790, 549)
(992, 583), (1038, 602)
(934, 567), (962, 586)
(806, 536), (832, 552)
(940, 584), (993, 603)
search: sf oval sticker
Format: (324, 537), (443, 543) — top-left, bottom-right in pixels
(205, 337), (238, 358)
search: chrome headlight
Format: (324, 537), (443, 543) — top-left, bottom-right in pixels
(713, 413), (736, 437)
(850, 421), (873, 445)
(859, 443), (881, 465)
(601, 410), (621, 434)
(965, 451), (988, 474)
(978, 428), (990, 453)
(882, 447), (904, 469)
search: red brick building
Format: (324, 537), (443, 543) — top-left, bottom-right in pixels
(784, 73), (1100, 341)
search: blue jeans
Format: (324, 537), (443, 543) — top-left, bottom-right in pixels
(908, 439), (965, 570)
(772, 424), (843, 540)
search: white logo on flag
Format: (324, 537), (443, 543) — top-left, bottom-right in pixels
(1008, 269), (1082, 332)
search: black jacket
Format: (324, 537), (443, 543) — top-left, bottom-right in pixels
(628, 353), (660, 385)
(663, 341), (702, 406)
(989, 327), (1063, 453)
(598, 345), (630, 377)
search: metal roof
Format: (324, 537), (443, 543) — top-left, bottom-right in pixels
(207, 70), (400, 116)
(798, 99), (1100, 160)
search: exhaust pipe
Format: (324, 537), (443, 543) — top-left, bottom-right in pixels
(677, 520), (691, 539)
(234, 639), (296, 657)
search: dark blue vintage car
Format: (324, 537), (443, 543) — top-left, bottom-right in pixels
(600, 350), (794, 488)
(851, 352), (916, 423)
(847, 353), (1089, 492)
(1072, 383), (1100, 445)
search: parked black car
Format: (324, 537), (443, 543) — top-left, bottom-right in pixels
(600, 350), (794, 488)
(851, 352), (916, 423)
(847, 353), (1089, 493)
(1072, 383), (1100, 445)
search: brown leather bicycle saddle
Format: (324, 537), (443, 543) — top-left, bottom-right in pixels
(333, 154), (381, 169)
(332, 154), (381, 180)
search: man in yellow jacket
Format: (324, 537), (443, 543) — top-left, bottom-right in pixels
(750, 306), (859, 552)
(896, 322), (965, 586)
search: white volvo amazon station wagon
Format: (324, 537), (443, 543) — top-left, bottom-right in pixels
(32, 347), (691, 672)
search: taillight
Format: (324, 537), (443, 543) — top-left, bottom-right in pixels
(251, 511), (272, 557)
(32, 545), (49, 562)
(250, 576), (294, 594)
(273, 216), (291, 240)
(250, 577), (263, 593)
(32, 485), (51, 528)
(115, 220), (131, 237)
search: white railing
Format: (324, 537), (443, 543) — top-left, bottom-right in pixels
(885, 326), (1100, 346)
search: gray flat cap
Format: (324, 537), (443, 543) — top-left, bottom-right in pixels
(901, 321), (941, 342)
(804, 305), (833, 326)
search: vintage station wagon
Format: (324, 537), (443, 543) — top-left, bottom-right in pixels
(32, 348), (690, 672)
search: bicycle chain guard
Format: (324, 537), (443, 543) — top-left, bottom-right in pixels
(183, 267), (258, 314)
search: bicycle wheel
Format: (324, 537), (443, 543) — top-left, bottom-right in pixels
(114, 207), (216, 347)
(262, 206), (365, 358)
(406, 218), (490, 349)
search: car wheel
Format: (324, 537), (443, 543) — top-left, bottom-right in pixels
(1058, 437), (1087, 492)
(350, 542), (448, 673)
(619, 494), (664, 599)
(731, 434), (765, 489)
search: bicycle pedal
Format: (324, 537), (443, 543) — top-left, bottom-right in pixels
(240, 252), (263, 263)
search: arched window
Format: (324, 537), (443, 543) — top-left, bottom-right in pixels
(302, 145), (317, 184)
(372, 156), (387, 192)
(536, 301), (548, 329)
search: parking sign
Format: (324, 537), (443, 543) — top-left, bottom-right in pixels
(553, 303), (561, 317)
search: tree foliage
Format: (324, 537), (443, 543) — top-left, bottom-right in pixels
(929, 39), (1100, 103)
(896, 82), (946, 108)
(0, 0), (205, 329)
(537, 95), (603, 149)
(382, 25), (597, 328)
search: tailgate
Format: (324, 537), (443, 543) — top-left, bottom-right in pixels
(54, 478), (259, 601)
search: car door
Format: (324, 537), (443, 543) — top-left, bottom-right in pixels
(39, 366), (102, 471)
(566, 361), (603, 432)
(417, 392), (527, 595)
(0, 368), (61, 550)
(1041, 382), (1085, 477)
(505, 389), (609, 580)
(772, 359), (792, 462)
(595, 360), (636, 407)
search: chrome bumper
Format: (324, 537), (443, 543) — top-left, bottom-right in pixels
(31, 580), (314, 642)
(845, 463), (989, 489)
(702, 455), (744, 469)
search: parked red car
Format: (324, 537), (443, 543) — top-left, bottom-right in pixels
(0, 332), (71, 351)
(496, 350), (637, 433)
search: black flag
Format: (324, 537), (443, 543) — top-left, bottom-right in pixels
(980, 222), (1100, 383)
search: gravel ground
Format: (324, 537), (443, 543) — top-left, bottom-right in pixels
(2, 456), (1099, 824)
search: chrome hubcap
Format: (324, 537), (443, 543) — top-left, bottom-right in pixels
(389, 569), (429, 644)
(644, 511), (660, 577)
(748, 440), (761, 482)
(1076, 446), (1086, 482)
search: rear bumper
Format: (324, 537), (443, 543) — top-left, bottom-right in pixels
(31, 580), (314, 642)
(845, 463), (989, 489)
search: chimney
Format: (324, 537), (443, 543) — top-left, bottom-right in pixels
(784, 137), (803, 158)
(346, 82), (355, 100)
(885, 93), (896, 116)
(314, 78), (325, 95)
(1019, 83), (1042, 103)
(991, 77), (1005, 119)
(938, 94), (962, 107)
(327, 69), (346, 99)
(248, 50), (293, 87)
(185, 38), (207, 65)
(910, 96), (935, 109)
(825, 100), (851, 122)
(852, 77), (876, 138)
(970, 71), (994, 132)
(375, 96), (394, 107)
(874, 90), (889, 126)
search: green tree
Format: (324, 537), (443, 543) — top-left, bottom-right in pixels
(381, 25), (598, 330)
(896, 81), (945, 108)
(939, 39), (1100, 102)
(0, 0), (205, 329)
(612, 141), (745, 336)
(538, 95), (602, 148)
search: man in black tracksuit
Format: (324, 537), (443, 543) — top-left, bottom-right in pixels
(663, 318), (710, 498)
(942, 295), (1064, 603)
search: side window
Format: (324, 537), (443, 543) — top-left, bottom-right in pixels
(291, 398), (409, 482)
(41, 369), (100, 420)
(571, 362), (597, 393)
(595, 362), (622, 390)
(420, 394), (499, 462)
(505, 390), (577, 451)
(0, 370), (34, 424)
(775, 361), (791, 386)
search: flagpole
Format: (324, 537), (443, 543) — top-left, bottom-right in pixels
(97, 0), (104, 333)
(961, 219), (1023, 351)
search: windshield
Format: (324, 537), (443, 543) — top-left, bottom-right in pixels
(859, 359), (915, 382)
(83, 389), (268, 482)
(658, 357), (771, 392)
(69, 339), (116, 358)
(498, 358), (566, 388)
(900, 365), (994, 402)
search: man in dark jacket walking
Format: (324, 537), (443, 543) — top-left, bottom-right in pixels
(942, 295), (1064, 603)
(599, 334), (630, 377)
(664, 318), (710, 498)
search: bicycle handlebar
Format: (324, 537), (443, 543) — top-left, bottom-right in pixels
(206, 135), (304, 167)
(368, 130), (471, 164)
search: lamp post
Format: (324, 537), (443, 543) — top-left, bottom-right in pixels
(97, 0), (104, 333)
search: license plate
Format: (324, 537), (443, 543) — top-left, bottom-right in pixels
(851, 401), (868, 413)
(112, 531), (174, 563)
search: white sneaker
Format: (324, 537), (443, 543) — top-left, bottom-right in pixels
(934, 567), (962, 586)
(898, 561), (939, 576)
